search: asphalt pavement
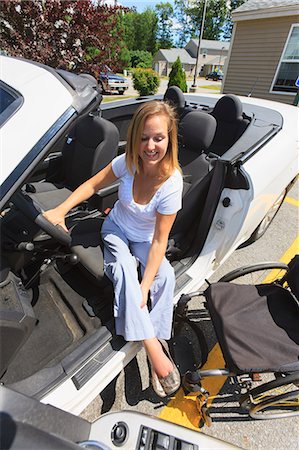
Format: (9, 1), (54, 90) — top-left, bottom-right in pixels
(120, 75), (221, 97)
(81, 180), (299, 449)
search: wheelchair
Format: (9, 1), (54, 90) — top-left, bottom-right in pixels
(172, 255), (299, 427)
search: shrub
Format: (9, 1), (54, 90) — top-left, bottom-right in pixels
(168, 57), (188, 93)
(130, 50), (153, 69)
(132, 68), (160, 96)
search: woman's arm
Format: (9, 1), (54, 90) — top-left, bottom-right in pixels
(140, 212), (176, 308)
(43, 162), (117, 230)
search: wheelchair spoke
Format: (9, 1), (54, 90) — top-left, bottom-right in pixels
(240, 374), (299, 420)
(218, 264), (288, 285)
(249, 390), (299, 419)
(251, 382), (298, 403)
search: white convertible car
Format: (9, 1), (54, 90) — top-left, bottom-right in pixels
(1, 55), (298, 422)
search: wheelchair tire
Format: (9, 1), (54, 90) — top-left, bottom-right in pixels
(240, 373), (299, 420)
(218, 262), (288, 284)
(170, 317), (209, 376)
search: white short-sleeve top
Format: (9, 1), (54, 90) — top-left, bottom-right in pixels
(109, 154), (183, 242)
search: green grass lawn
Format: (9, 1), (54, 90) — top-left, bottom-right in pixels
(200, 84), (221, 91)
(102, 95), (137, 103)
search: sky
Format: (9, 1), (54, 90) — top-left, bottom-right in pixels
(103, 0), (181, 42)
(116, 1), (174, 12)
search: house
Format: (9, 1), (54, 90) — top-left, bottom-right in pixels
(222, 0), (299, 105)
(153, 40), (230, 77)
(153, 49), (196, 76)
(185, 39), (230, 76)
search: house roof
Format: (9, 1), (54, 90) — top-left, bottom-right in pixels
(233, 0), (299, 20)
(186, 39), (230, 51)
(154, 49), (196, 65)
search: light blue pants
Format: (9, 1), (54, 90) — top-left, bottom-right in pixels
(101, 217), (175, 341)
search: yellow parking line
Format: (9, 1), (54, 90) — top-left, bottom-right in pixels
(159, 235), (299, 429)
(278, 235), (299, 262)
(159, 344), (226, 430)
(284, 196), (299, 207)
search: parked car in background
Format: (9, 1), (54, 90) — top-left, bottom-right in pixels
(1, 55), (298, 417)
(98, 64), (129, 95)
(205, 71), (223, 81)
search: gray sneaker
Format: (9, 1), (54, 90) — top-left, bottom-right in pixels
(159, 339), (181, 396)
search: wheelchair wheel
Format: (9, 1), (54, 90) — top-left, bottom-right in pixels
(170, 317), (209, 376)
(240, 373), (299, 419)
(218, 262), (288, 285)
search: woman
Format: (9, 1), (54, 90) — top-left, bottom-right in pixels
(43, 100), (183, 397)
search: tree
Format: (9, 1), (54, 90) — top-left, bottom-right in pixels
(155, 2), (174, 49)
(120, 8), (158, 55)
(129, 50), (153, 69)
(168, 57), (188, 92)
(120, 10), (136, 51)
(174, 0), (228, 42)
(118, 44), (131, 70)
(0, 0), (125, 76)
(132, 68), (160, 96)
(174, 0), (193, 47)
(222, 0), (246, 40)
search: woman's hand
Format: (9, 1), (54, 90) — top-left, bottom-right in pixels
(140, 284), (149, 309)
(43, 207), (68, 232)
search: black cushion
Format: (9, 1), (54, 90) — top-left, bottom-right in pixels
(212, 94), (243, 122)
(179, 111), (217, 157)
(29, 184), (72, 211)
(164, 86), (186, 110)
(285, 254), (299, 298)
(28, 115), (119, 212)
(206, 282), (299, 373)
(209, 94), (250, 156)
(169, 112), (216, 242)
(70, 217), (105, 283)
(63, 115), (119, 190)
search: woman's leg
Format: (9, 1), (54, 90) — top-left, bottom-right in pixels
(143, 338), (173, 378)
(130, 242), (176, 378)
(101, 218), (157, 341)
(130, 241), (175, 340)
(102, 221), (179, 386)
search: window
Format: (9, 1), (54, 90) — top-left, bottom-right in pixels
(0, 82), (23, 127)
(271, 24), (299, 95)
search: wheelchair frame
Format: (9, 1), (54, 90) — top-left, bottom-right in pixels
(172, 259), (299, 427)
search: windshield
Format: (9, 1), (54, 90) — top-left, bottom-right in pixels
(0, 82), (23, 127)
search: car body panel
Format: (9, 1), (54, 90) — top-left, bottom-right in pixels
(1, 56), (298, 415)
(0, 57), (74, 186)
(205, 71), (223, 81)
(41, 341), (141, 414)
(99, 67), (129, 94)
(1, 385), (238, 449)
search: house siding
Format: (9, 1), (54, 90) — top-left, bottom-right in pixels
(222, 15), (299, 104)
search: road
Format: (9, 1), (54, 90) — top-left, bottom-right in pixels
(81, 179), (299, 449)
(120, 75), (221, 96)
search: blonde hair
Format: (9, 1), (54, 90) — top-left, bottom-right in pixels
(125, 100), (181, 177)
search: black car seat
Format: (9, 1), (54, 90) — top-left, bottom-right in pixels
(208, 94), (250, 156)
(163, 86), (193, 119)
(27, 114), (119, 211)
(164, 86), (185, 109)
(70, 111), (217, 277)
(168, 111), (217, 259)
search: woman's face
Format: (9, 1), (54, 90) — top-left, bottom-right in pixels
(138, 113), (169, 172)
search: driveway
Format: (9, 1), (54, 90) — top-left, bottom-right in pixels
(125, 75), (221, 96)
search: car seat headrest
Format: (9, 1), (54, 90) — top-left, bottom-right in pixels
(211, 94), (243, 123)
(164, 86), (186, 110)
(75, 115), (108, 147)
(179, 111), (217, 153)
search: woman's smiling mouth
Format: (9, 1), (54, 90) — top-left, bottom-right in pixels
(145, 150), (158, 158)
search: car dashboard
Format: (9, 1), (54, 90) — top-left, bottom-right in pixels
(0, 386), (237, 449)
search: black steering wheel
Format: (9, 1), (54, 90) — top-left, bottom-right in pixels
(12, 190), (72, 246)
